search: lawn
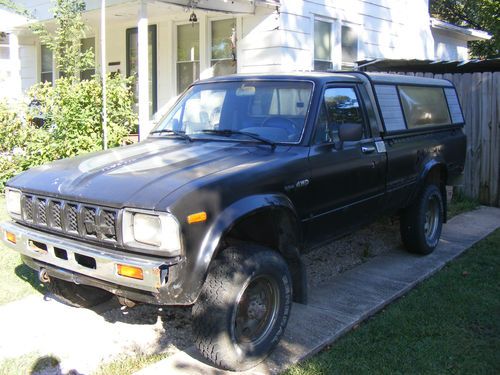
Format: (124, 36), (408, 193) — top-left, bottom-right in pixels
(286, 228), (500, 375)
(0, 197), (45, 305)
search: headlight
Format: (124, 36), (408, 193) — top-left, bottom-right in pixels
(122, 209), (181, 256)
(5, 188), (22, 217)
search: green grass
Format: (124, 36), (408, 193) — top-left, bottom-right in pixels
(93, 353), (169, 375)
(287, 228), (500, 375)
(0, 352), (168, 375)
(0, 353), (60, 375)
(0, 198), (45, 305)
(448, 193), (480, 218)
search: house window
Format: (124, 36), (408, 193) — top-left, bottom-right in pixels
(314, 20), (359, 71)
(177, 23), (200, 94)
(314, 20), (332, 71)
(41, 45), (53, 83)
(0, 33), (9, 59)
(211, 19), (236, 77)
(126, 25), (158, 117)
(80, 37), (95, 81)
(341, 25), (358, 70)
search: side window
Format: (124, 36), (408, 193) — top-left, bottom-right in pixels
(399, 86), (451, 128)
(314, 87), (365, 144)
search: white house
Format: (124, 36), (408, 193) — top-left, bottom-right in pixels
(0, 0), (491, 138)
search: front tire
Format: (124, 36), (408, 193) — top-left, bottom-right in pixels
(192, 245), (292, 371)
(48, 278), (112, 308)
(401, 184), (444, 255)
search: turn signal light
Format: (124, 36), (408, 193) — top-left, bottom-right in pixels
(187, 211), (207, 224)
(117, 264), (144, 280)
(6, 231), (16, 244)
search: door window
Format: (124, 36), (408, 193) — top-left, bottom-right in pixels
(41, 45), (53, 83)
(314, 20), (332, 71)
(314, 87), (365, 144)
(341, 25), (358, 70)
(177, 23), (200, 94)
(126, 25), (158, 117)
(211, 19), (236, 76)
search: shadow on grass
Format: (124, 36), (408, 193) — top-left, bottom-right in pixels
(14, 263), (46, 295)
(30, 355), (83, 375)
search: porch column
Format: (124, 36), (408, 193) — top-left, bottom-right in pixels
(138, 0), (150, 141)
(9, 32), (21, 98)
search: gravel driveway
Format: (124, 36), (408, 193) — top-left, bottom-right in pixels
(0, 217), (401, 374)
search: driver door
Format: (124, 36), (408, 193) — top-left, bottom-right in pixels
(305, 85), (386, 246)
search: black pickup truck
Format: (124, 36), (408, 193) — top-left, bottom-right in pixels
(1, 72), (466, 370)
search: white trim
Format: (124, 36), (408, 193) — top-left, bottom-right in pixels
(430, 18), (491, 41)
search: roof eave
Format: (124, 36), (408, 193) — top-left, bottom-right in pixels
(431, 18), (492, 41)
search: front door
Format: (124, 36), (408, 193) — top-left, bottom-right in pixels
(126, 25), (158, 117)
(305, 85), (386, 246)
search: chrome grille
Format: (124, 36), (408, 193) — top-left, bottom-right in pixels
(82, 206), (97, 237)
(66, 204), (78, 232)
(102, 210), (117, 240)
(24, 195), (34, 221)
(21, 194), (118, 244)
(37, 198), (47, 225)
(50, 201), (62, 229)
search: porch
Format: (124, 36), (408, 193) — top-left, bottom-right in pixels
(15, 0), (280, 138)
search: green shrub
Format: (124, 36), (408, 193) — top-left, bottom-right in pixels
(0, 74), (137, 190)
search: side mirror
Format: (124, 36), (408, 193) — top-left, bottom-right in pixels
(338, 123), (363, 142)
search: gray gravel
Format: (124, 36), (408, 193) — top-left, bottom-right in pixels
(0, 218), (402, 374)
(305, 217), (402, 286)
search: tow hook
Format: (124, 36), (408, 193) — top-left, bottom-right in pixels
(39, 268), (50, 283)
(118, 296), (137, 308)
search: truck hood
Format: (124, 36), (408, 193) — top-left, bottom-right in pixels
(8, 139), (272, 209)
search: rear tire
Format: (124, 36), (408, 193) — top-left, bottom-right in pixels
(192, 245), (292, 371)
(401, 184), (444, 255)
(48, 278), (112, 308)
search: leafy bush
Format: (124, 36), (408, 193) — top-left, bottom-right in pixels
(0, 74), (137, 190)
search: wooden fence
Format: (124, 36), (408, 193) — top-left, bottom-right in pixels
(380, 71), (500, 207)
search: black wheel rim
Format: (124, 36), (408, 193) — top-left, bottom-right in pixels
(233, 276), (280, 347)
(424, 194), (440, 245)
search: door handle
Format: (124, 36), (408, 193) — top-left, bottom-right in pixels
(361, 146), (376, 154)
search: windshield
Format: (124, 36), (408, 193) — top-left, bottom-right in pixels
(151, 81), (313, 143)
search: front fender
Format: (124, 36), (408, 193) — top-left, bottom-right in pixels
(158, 193), (299, 305)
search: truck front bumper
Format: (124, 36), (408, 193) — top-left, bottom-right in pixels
(0, 221), (170, 297)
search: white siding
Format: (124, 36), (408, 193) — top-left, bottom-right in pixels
(432, 29), (469, 60)
(20, 44), (37, 91)
(248, 0), (437, 72)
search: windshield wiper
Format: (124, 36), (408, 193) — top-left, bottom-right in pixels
(201, 129), (276, 150)
(150, 129), (193, 142)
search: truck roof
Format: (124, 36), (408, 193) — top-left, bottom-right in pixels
(201, 71), (454, 88)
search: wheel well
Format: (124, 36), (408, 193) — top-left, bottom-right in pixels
(219, 208), (307, 304)
(425, 164), (447, 188)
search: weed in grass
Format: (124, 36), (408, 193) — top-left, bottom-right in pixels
(448, 192), (480, 218)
